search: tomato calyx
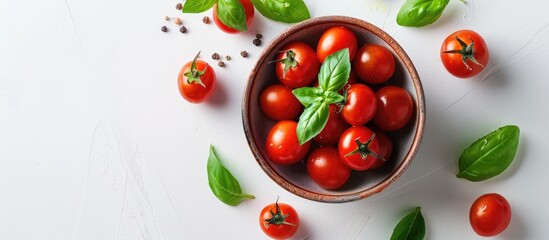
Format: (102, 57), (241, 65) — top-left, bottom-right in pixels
(345, 133), (385, 161)
(335, 84), (352, 113)
(263, 198), (297, 229)
(442, 35), (485, 71)
(275, 50), (299, 79)
(184, 51), (207, 88)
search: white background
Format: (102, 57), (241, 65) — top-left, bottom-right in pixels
(2, 0), (549, 239)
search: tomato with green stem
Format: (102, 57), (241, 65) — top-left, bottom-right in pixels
(275, 42), (320, 88)
(470, 193), (512, 237)
(316, 26), (357, 63)
(178, 52), (216, 103)
(338, 126), (384, 171)
(266, 121), (311, 165)
(441, 29), (489, 78)
(307, 146), (351, 189)
(213, 0), (254, 34)
(260, 84), (303, 121)
(259, 198), (299, 240)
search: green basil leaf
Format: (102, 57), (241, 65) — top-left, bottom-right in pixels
(457, 125), (520, 182)
(182, 0), (217, 13)
(396, 0), (449, 27)
(207, 145), (255, 206)
(318, 48), (350, 92)
(250, 0), (310, 23)
(296, 101), (329, 144)
(391, 207), (426, 240)
(324, 91), (344, 104)
(217, 0), (247, 31)
(292, 87), (324, 107)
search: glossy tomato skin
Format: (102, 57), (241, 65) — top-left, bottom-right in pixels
(307, 146), (351, 190)
(260, 84), (303, 121)
(353, 44), (395, 84)
(314, 105), (349, 146)
(441, 29), (489, 78)
(259, 202), (299, 239)
(470, 193), (512, 237)
(276, 42), (320, 88)
(317, 26), (358, 63)
(213, 0), (254, 34)
(177, 60), (216, 103)
(371, 131), (392, 169)
(266, 121), (311, 165)
(338, 126), (382, 171)
(373, 86), (414, 131)
(342, 84), (377, 126)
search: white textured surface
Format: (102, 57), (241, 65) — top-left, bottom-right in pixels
(1, 0), (548, 239)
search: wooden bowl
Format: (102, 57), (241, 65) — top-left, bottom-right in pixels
(242, 16), (425, 203)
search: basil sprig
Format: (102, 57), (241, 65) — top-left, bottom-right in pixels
(391, 207), (426, 240)
(250, 0), (310, 23)
(207, 145), (255, 206)
(457, 125), (520, 182)
(396, 0), (449, 27)
(182, 0), (217, 13)
(293, 48), (350, 144)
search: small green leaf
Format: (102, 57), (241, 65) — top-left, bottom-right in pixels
(217, 0), (247, 31)
(318, 48), (351, 92)
(296, 101), (329, 144)
(207, 145), (255, 206)
(457, 125), (520, 182)
(323, 91), (344, 104)
(183, 0), (217, 13)
(396, 0), (450, 27)
(391, 207), (426, 240)
(292, 87), (324, 107)
(250, 0), (310, 23)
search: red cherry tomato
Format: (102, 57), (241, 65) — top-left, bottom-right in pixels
(266, 121), (311, 165)
(259, 200), (299, 240)
(373, 86), (414, 131)
(353, 44), (395, 84)
(441, 29), (489, 78)
(307, 146), (351, 190)
(371, 131), (392, 169)
(338, 126), (383, 171)
(470, 193), (512, 237)
(276, 42), (320, 88)
(314, 105), (349, 146)
(178, 53), (216, 103)
(342, 84), (377, 126)
(317, 26), (358, 63)
(260, 84), (303, 121)
(213, 0), (254, 34)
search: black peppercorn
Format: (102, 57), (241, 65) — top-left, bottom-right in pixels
(218, 61), (225, 67)
(161, 26), (168, 32)
(179, 26), (187, 33)
(240, 51), (249, 58)
(212, 53), (220, 60)
(253, 38), (262, 46)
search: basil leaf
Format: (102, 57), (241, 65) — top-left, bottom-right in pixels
(293, 87), (324, 107)
(324, 91), (344, 104)
(391, 207), (426, 240)
(217, 0), (247, 31)
(250, 0), (310, 23)
(296, 101), (329, 144)
(396, 0), (449, 27)
(457, 125), (520, 182)
(207, 145), (255, 206)
(318, 48), (350, 92)
(182, 0), (217, 13)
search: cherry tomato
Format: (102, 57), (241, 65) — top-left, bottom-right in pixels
(314, 105), (349, 146)
(260, 84), (303, 121)
(371, 131), (392, 169)
(259, 199), (299, 240)
(307, 146), (351, 189)
(317, 26), (358, 63)
(373, 86), (414, 131)
(441, 29), (489, 78)
(470, 193), (512, 237)
(353, 44), (395, 84)
(213, 0), (254, 34)
(338, 126), (383, 171)
(276, 42), (320, 88)
(266, 121), (311, 165)
(178, 52), (216, 103)
(342, 84), (377, 126)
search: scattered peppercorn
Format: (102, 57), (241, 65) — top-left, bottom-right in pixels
(164, 16), (170, 21)
(161, 26), (168, 32)
(202, 16), (211, 24)
(212, 53), (220, 60)
(179, 26), (187, 33)
(256, 33), (263, 39)
(253, 38), (262, 46)
(176, 3), (182, 10)
(225, 55), (231, 61)
(174, 18), (182, 25)
(218, 61), (225, 67)
(240, 51), (249, 58)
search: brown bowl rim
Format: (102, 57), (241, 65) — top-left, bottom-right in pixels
(242, 16), (426, 203)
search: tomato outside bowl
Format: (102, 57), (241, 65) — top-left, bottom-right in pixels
(242, 16), (425, 203)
